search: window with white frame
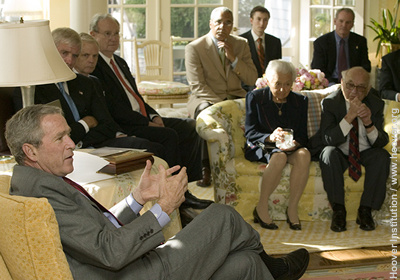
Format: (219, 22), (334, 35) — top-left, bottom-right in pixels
(108, 0), (364, 81)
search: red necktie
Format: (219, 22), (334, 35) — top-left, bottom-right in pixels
(62, 177), (124, 226)
(337, 39), (347, 81)
(257, 38), (265, 69)
(348, 118), (361, 181)
(110, 59), (147, 117)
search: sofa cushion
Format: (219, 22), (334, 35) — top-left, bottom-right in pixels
(0, 175), (73, 280)
(137, 81), (190, 95)
(298, 84), (340, 138)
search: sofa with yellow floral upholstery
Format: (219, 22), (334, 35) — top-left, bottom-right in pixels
(196, 85), (399, 222)
(0, 174), (73, 280)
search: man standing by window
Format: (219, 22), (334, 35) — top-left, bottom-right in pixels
(311, 8), (371, 84)
(240, 6), (282, 82)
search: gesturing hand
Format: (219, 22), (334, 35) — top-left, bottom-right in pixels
(157, 166), (188, 215)
(132, 160), (181, 206)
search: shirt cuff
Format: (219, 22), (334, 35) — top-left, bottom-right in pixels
(78, 119), (90, 133)
(366, 126), (378, 143)
(149, 203), (170, 228)
(126, 194), (142, 216)
(231, 57), (238, 69)
(340, 118), (352, 136)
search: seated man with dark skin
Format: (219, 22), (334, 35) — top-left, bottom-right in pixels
(6, 104), (309, 280)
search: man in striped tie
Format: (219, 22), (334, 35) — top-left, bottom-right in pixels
(318, 67), (390, 232)
(240, 5), (282, 90)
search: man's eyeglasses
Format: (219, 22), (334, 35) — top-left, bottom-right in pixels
(97, 31), (120, 38)
(345, 82), (367, 93)
(212, 20), (233, 27)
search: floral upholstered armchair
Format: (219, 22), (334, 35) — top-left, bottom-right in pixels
(196, 85), (398, 222)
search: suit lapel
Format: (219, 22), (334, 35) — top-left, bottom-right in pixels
(348, 33), (359, 67)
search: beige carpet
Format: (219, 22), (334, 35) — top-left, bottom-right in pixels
(189, 182), (399, 255)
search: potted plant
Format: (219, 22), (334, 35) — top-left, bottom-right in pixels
(368, 0), (400, 60)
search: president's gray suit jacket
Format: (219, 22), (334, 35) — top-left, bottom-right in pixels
(10, 165), (165, 279)
(185, 32), (257, 117)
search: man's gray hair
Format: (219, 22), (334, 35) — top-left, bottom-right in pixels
(52, 27), (81, 50)
(335, 8), (355, 21)
(210, 7), (233, 20)
(89, 13), (120, 32)
(79, 32), (99, 48)
(264, 59), (297, 82)
(5, 105), (63, 165)
(341, 66), (370, 86)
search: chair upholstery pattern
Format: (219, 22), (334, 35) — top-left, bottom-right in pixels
(196, 88), (398, 222)
(0, 175), (73, 280)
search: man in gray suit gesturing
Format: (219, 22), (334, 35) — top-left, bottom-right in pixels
(6, 104), (309, 279)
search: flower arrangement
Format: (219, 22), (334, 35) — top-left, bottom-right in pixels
(255, 68), (329, 91)
(292, 68), (329, 91)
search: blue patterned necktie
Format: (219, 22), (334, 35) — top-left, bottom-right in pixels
(57, 82), (80, 121)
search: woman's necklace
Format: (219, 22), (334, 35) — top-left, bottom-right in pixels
(274, 101), (284, 116)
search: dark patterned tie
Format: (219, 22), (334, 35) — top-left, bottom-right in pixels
(348, 118), (361, 181)
(62, 177), (124, 226)
(110, 59), (147, 117)
(257, 37), (265, 69)
(337, 39), (347, 81)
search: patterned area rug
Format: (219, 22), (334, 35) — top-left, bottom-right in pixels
(188, 182), (399, 255)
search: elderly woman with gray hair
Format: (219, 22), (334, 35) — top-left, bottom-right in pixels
(244, 60), (310, 231)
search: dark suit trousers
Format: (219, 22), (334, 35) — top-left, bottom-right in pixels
(319, 146), (390, 209)
(128, 117), (202, 182)
(142, 204), (273, 279)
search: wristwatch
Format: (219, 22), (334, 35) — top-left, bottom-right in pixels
(364, 122), (374, 129)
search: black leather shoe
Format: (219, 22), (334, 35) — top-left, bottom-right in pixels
(196, 167), (212, 187)
(180, 191), (213, 209)
(356, 206), (375, 231)
(286, 209), (301, 231)
(253, 208), (278, 230)
(331, 206), (347, 232)
(275, 248), (309, 280)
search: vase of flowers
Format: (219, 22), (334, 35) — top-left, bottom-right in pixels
(255, 68), (329, 91)
(292, 68), (329, 92)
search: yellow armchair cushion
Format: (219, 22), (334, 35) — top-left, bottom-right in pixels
(0, 175), (73, 280)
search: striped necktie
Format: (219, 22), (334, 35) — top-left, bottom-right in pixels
(348, 118), (362, 181)
(257, 37), (265, 69)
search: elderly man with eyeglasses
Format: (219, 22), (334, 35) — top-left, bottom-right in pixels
(315, 66), (390, 233)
